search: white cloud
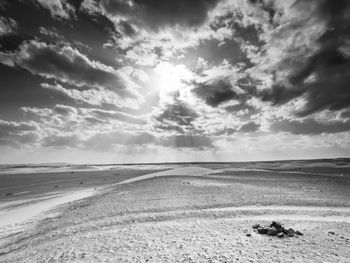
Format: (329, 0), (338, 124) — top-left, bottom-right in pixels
(0, 16), (17, 36)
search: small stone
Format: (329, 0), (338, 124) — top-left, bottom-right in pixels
(287, 228), (296, 237)
(252, 224), (260, 229)
(276, 227), (286, 233)
(296, 230), (303, 236)
(277, 233), (285, 238)
(246, 233), (252, 237)
(328, 231), (335, 235)
(267, 228), (278, 236)
(270, 221), (282, 229)
(258, 228), (268, 234)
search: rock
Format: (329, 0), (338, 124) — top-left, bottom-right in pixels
(277, 233), (285, 238)
(257, 228), (268, 234)
(328, 231), (335, 235)
(296, 230), (303, 236)
(276, 227), (286, 233)
(287, 228), (296, 237)
(267, 228), (278, 236)
(246, 233), (252, 237)
(270, 221), (282, 229)
(252, 224), (260, 229)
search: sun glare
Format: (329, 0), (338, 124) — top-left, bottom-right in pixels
(154, 62), (192, 94)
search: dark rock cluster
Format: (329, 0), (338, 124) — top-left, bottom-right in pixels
(252, 221), (303, 238)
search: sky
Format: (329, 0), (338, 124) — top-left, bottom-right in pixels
(0, 0), (349, 164)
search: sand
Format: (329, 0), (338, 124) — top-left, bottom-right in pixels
(0, 159), (350, 262)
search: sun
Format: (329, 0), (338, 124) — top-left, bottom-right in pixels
(153, 62), (193, 94)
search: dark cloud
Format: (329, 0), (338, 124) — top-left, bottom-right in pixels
(257, 0), (350, 116)
(238, 121), (260, 133)
(225, 103), (259, 119)
(0, 34), (27, 52)
(67, 0), (85, 14)
(259, 83), (305, 106)
(340, 110), (350, 119)
(271, 118), (350, 135)
(1, 41), (140, 100)
(248, 0), (276, 24)
(193, 78), (237, 107)
(210, 11), (265, 47)
(118, 20), (136, 36)
(101, 0), (220, 31)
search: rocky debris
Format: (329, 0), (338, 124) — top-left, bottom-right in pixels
(252, 224), (260, 229)
(267, 228), (278, 236)
(287, 228), (296, 237)
(253, 222), (303, 238)
(257, 228), (268, 234)
(296, 230), (303, 236)
(277, 233), (285, 238)
(271, 221), (282, 229)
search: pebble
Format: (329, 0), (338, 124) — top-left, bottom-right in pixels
(296, 230), (303, 236)
(267, 228), (278, 236)
(277, 233), (285, 238)
(257, 228), (268, 234)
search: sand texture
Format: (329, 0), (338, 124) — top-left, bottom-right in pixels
(0, 160), (350, 262)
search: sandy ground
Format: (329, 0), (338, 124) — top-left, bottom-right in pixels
(1, 160), (350, 262)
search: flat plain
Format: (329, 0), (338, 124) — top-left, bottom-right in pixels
(1, 159), (350, 262)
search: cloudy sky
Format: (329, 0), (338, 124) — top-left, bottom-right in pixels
(0, 0), (349, 164)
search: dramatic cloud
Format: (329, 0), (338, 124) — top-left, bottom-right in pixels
(246, 0), (350, 116)
(0, 120), (39, 147)
(28, 0), (77, 20)
(0, 0), (350, 162)
(16, 41), (139, 97)
(99, 0), (220, 31)
(271, 118), (350, 135)
(41, 83), (140, 108)
(192, 78), (237, 107)
(0, 16), (17, 36)
(153, 100), (199, 134)
(238, 121), (260, 133)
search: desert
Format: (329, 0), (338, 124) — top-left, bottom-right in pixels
(1, 159), (350, 262)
